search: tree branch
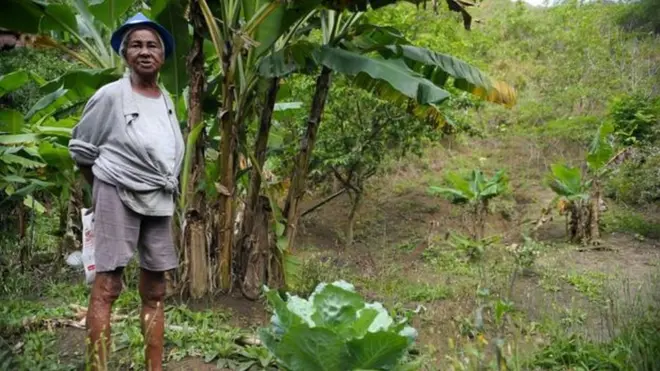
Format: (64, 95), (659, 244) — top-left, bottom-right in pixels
(300, 187), (348, 217)
(331, 166), (359, 193)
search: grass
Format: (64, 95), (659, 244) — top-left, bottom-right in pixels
(562, 271), (608, 303)
(0, 288), (267, 370)
(602, 205), (660, 239)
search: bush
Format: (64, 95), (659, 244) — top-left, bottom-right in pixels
(606, 149), (660, 206)
(601, 205), (660, 239)
(608, 94), (659, 146)
(618, 0), (660, 34)
(0, 48), (74, 113)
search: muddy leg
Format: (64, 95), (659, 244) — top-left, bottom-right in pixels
(86, 270), (123, 371)
(139, 269), (166, 371)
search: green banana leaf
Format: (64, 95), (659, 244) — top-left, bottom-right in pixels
(0, 0), (43, 34)
(87, 0), (133, 29)
(0, 71), (30, 98)
(0, 110), (25, 134)
(547, 163), (588, 200)
(319, 46), (451, 106)
(586, 121), (615, 172)
(152, 0), (192, 99)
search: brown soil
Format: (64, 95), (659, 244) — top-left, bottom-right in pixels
(176, 292), (269, 329)
(166, 357), (231, 371)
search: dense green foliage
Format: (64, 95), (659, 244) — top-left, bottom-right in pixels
(0, 48), (74, 113)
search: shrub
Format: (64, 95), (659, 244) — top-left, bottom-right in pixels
(0, 48), (74, 113)
(601, 205), (660, 239)
(608, 94), (659, 146)
(606, 149), (660, 206)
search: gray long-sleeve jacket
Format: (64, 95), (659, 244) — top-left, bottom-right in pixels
(68, 76), (185, 211)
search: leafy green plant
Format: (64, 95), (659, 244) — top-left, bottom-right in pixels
(446, 233), (499, 262)
(506, 236), (542, 271)
(260, 280), (418, 371)
(545, 122), (619, 244)
(429, 169), (508, 239)
(601, 205), (660, 239)
(608, 94), (659, 146)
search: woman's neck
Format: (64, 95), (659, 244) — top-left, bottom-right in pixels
(130, 72), (160, 97)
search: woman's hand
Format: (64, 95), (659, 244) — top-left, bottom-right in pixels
(80, 165), (95, 186)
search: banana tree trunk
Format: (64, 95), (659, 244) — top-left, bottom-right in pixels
(237, 78), (279, 298)
(217, 41), (237, 291)
(181, 0), (209, 299)
(283, 67), (332, 250)
(240, 195), (272, 300)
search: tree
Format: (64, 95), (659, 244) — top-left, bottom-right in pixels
(0, 70), (79, 268)
(196, 0), (323, 291)
(303, 78), (440, 246)
(546, 122), (619, 245)
(177, 0), (209, 299)
(429, 169), (508, 240)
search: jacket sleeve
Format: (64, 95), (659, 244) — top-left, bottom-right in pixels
(68, 89), (113, 166)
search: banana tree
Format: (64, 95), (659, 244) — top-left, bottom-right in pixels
(546, 122), (617, 244)
(0, 70), (81, 267)
(192, 0), (516, 296)
(429, 169), (508, 240)
(195, 0), (325, 292)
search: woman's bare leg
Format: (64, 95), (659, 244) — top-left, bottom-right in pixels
(85, 269), (123, 371)
(139, 268), (166, 371)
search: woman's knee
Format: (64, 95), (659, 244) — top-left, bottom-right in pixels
(92, 271), (123, 303)
(139, 269), (166, 304)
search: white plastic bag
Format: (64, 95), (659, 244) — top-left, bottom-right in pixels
(65, 251), (83, 267)
(81, 208), (96, 284)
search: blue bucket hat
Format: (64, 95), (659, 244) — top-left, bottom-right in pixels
(110, 12), (174, 59)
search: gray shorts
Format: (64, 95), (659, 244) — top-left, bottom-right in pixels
(92, 179), (178, 272)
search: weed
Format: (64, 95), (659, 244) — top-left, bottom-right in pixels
(558, 306), (588, 329)
(44, 282), (88, 305)
(289, 253), (344, 296)
(405, 283), (454, 302)
(447, 233), (501, 262)
(15, 331), (76, 371)
(506, 236), (543, 273)
(562, 271), (608, 302)
(527, 318), (660, 371)
(396, 238), (422, 252)
(601, 205), (660, 239)
(0, 300), (74, 336)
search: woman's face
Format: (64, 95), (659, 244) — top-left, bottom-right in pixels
(124, 28), (164, 78)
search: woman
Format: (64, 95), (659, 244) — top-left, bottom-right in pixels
(68, 13), (184, 371)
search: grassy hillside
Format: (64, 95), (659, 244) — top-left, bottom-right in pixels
(290, 0), (660, 368)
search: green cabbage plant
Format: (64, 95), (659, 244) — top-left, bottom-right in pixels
(259, 280), (418, 371)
